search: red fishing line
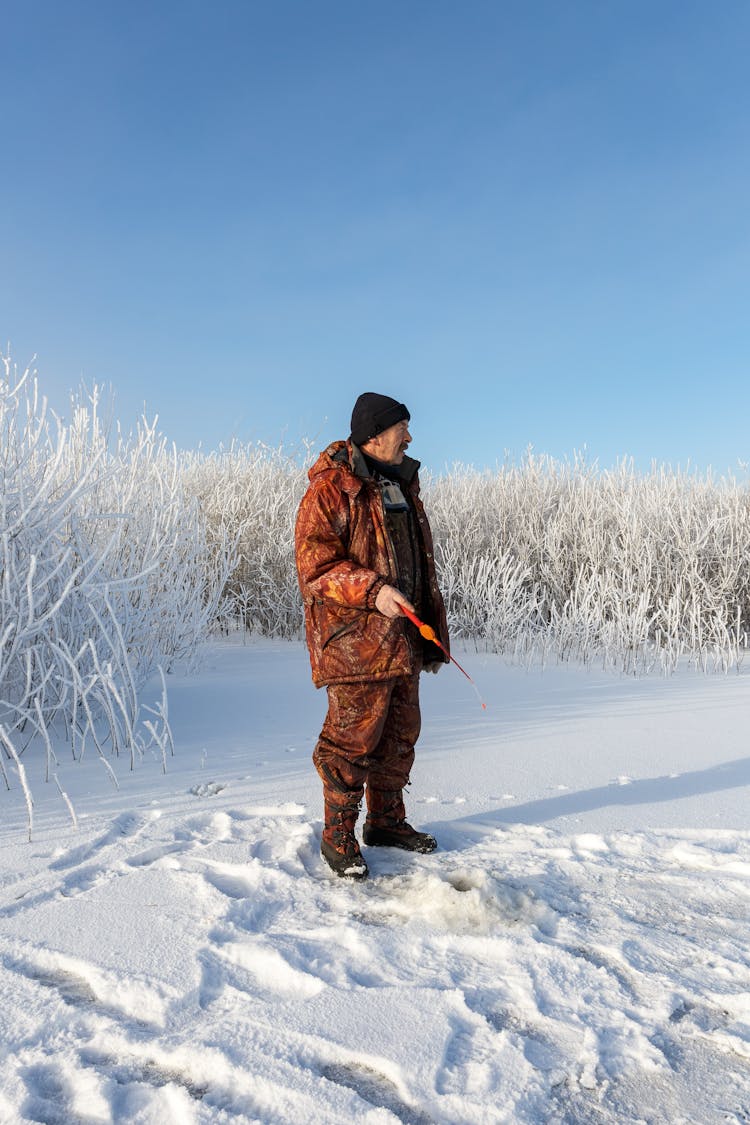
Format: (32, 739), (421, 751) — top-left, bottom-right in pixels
(400, 605), (487, 710)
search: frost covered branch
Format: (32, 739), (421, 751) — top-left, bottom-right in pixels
(1, 356), (236, 835)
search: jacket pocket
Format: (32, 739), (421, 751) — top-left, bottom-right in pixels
(322, 619), (358, 650)
(308, 598), (409, 682)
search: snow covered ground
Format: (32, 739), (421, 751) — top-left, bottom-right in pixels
(2, 637), (750, 1124)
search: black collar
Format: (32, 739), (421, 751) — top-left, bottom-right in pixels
(361, 450), (420, 484)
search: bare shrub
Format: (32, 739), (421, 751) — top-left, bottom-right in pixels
(180, 442), (308, 638)
(186, 441), (750, 675)
(0, 357), (235, 835)
(425, 453), (750, 673)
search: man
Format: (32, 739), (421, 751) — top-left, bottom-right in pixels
(295, 392), (450, 879)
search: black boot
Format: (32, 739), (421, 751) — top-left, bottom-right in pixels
(321, 837), (369, 878)
(364, 786), (437, 853)
(321, 804), (368, 880)
(362, 821), (437, 853)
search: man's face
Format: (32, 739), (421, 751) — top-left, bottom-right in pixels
(364, 419), (412, 465)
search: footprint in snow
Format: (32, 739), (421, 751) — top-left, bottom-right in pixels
(59, 864), (108, 897)
(21, 1061), (77, 1125)
(480, 1008), (566, 1077)
(189, 781), (226, 798)
(10, 956), (162, 1031)
(50, 811), (147, 871)
(127, 842), (185, 868)
(79, 1048), (209, 1103)
(320, 1062), (433, 1125)
(201, 863), (258, 900)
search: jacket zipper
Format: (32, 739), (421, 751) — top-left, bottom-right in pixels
(374, 484), (415, 663)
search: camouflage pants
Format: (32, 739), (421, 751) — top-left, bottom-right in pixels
(313, 673), (422, 839)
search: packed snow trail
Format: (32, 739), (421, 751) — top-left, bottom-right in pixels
(2, 639), (750, 1123)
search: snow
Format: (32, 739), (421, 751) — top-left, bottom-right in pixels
(2, 638), (750, 1124)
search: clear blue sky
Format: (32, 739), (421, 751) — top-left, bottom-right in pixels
(2, 1), (749, 474)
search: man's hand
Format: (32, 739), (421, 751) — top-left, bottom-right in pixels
(374, 584), (414, 619)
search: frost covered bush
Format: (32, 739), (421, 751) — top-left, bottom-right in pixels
(180, 439), (750, 676)
(425, 453), (750, 673)
(0, 357), (235, 834)
(180, 442), (307, 637)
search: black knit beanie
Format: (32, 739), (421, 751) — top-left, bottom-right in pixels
(350, 392), (410, 446)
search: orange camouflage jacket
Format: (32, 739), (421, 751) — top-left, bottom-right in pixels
(295, 440), (449, 687)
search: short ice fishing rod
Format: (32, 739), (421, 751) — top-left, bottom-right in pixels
(399, 604), (486, 710)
